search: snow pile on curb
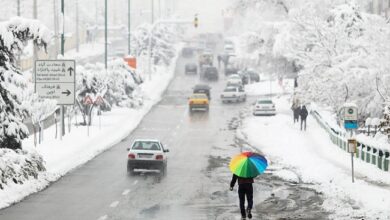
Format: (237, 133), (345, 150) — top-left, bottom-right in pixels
(0, 43), (182, 209)
(0, 148), (45, 190)
(240, 96), (390, 219)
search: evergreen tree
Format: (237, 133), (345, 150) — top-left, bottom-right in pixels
(0, 17), (50, 149)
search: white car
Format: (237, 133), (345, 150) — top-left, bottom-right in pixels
(221, 86), (246, 103)
(127, 139), (169, 175)
(253, 99), (276, 116)
(227, 74), (243, 86)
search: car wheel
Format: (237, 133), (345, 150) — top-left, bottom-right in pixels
(127, 165), (135, 176)
(160, 164), (167, 176)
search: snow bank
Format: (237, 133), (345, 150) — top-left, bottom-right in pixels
(0, 43), (182, 209)
(241, 96), (390, 219)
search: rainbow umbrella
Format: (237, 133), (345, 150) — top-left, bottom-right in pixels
(229, 152), (268, 178)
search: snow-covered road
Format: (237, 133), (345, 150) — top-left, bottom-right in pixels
(0, 50), (332, 220)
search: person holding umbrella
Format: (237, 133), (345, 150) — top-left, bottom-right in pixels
(230, 174), (254, 219)
(229, 152), (268, 220)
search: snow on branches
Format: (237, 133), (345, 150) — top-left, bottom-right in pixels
(0, 17), (51, 149)
(273, 2), (390, 117)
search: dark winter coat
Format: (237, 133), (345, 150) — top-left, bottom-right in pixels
(230, 174), (254, 187)
(293, 106), (301, 119)
(300, 106), (308, 120)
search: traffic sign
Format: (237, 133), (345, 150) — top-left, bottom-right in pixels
(35, 60), (76, 105)
(94, 96), (104, 105)
(84, 96), (93, 105)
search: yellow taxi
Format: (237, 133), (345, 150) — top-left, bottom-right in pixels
(189, 93), (209, 112)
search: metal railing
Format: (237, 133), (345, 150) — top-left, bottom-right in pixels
(311, 110), (390, 172)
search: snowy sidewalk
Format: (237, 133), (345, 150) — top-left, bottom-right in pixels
(0, 47), (180, 209)
(240, 96), (390, 219)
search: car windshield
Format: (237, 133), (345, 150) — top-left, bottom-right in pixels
(192, 94), (207, 99)
(132, 141), (161, 151)
(257, 100), (273, 104)
(229, 75), (240, 79)
(224, 88), (236, 92)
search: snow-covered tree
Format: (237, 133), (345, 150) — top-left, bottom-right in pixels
(273, 2), (390, 118)
(75, 59), (143, 125)
(0, 17), (50, 150)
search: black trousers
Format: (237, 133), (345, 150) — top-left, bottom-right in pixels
(238, 183), (253, 217)
(300, 118), (307, 130)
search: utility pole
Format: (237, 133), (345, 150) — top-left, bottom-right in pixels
(105, 0), (108, 69)
(158, 0), (161, 19)
(128, 0), (131, 55)
(61, 0), (65, 138)
(53, 0), (59, 58)
(76, 0), (80, 52)
(17, 0), (21, 16)
(95, 0), (98, 25)
(151, 0), (154, 23)
(33, 0), (38, 62)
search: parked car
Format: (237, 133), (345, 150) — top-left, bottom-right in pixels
(253, 99), (276, 116)
(201, 66), (219, 81)
(193, 84), (211, 100)
(127, 139), (169, 175)
(227, 74), (242, 86)
(189, 93), (209, 112)
(185, 63), (197, 75)
(221, 86), (246, 103)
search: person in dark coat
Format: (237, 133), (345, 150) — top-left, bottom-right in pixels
(300, 105), (308, 131)
(292, 104), (301, 123)
(217, 55), (222, 69)
(230, 174), (254, 219)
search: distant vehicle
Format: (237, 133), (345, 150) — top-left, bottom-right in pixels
(193, 84), (211, 100)
(185, 63), (197, 75)
(221, 86), (246, 103)
(127, 139), (169, 175)
(224, 44), (235, 54)
(189, 93), (209, 112)
(227, 74), (242, 85)
(225, 65), (238, 76)
(198, 52), (214, 67)
(253, 99), (276, 116)
(201, 66), (219, 81)
(182, 47), (195, 58)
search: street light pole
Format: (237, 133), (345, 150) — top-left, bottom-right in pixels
(128, 0), (131, 55)
(17, 0), (20, 16)
(61, 0), (65, 138)
(105, 0), (108, 69)
(151, 0), (154, 23)
(76, 0), (79, 52)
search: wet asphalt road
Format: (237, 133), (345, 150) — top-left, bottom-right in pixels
(0, 48), (330, 220)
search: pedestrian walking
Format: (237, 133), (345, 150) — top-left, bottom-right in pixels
(229, 152), (268, 220)
(230, 174), (254, 219)
(292, 103), (300, 123)
(217, 55), (222, 69)
(300, 105), (308, 131)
